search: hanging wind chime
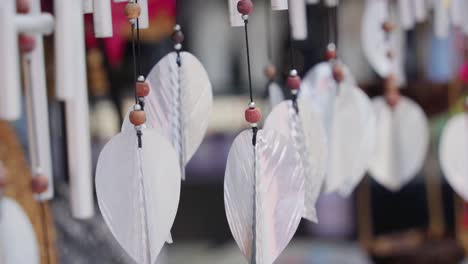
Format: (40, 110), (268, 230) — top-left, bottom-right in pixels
(96, 1), (181, 263)
(363, 0), (429, 191)
(300, 2), (376, 196)
(263, 0), (327, 223)
(224, 1), (304, 263)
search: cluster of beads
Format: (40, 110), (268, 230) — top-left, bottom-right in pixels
(382, 20), (394, 59)
(172, 24), (184, 52)
(287, 69), (301, 95)
(245, 102), (261, 127)
(325, 43), (337, 61)
(131, 75), (149, 129)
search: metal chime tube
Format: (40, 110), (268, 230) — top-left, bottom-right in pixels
(271, 0), (288, 10)
(0, 0), (21, 120)
(83, 0), (94, 14)
(93, 0), (113, 37)
(23, 0), (55, 200)
(289, 0), (307, 40)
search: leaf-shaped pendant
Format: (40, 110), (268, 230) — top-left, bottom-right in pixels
(369, 97), (428, 191)
(440, 113), (468, 201)
(361, 0), (406, 86)
(264, 98), (327, 222)
(224, 129), (304, 264)
(123, 51), (213, 180)
(266, 81), (284, 111)
(96, 130), (181, 264)
(300, 65), (376, 196)
(0, 197), (40, 264)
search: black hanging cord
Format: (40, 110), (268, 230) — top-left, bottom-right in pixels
(131, 25), (138, 104)
(286, 9), (296, 70)
(265, 4), (273, 63)
(244, 20), (254, 103)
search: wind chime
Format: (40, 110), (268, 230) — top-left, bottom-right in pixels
(96, 0), (213, 262)
(264, 0), (327, 223)
(300, 1), (376, 197)
(224, 1), (305, 263)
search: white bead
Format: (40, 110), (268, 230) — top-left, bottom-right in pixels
(250, 123), (258, 128)
(248, 102), (256, 109)
(290, 69), (298, 76)
(174, 24), (181, 31)
(242, 14), (249, 20)
(129, 18), (137, 25)
(133, 104), (142, 111)
(327, 43), (336, 51)
(291, 89), (298, 95)
(174, 43), (182, 51)
(138, 97), (145, 103)
(137, 75), (145, 82)
(134, 125), (142, 131)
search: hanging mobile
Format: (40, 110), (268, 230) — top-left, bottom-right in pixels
(300, 3), (376, 196)
(264, 0), (327, 223)
(96, 2), (181, 263)
(224, 2), (304, 263)
(366, 1), (429, 191)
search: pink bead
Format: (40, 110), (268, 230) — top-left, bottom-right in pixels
(17, 0), (30, 13)
(459, 62), (468, 85)
(237, 0), (253, 15)
(19, 35), (36, 53)
(32, 176), (49, 194)
(287, 75), (301, 90)
(245, 107), (261, 123)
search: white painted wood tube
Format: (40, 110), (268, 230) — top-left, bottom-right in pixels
(271, 0), (288, 10)
(324, 0), (339, 7)
(23, 0), (54, 201)
(289, 0), (308, 40)
(93, 0), (113, 37)
(138, 0), (149, 29)
(15, 14), (54, 35)
(413, 0), (426, 22)
(67, 0), (95, 219)
(228, 0), (244, 27)
(306, 0), (319, 4)
(83, 0), (94, 14)
(398, 0), (415, 30)
(54, 0), (75, 100)
(0, 0), (21, 121)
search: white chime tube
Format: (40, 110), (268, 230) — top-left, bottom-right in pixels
(289, 0), (308, 40)
(23, 0), (55, 201)
(306, 0), (320, 4)
(228, 0), (244, 27)
(93, 0), (113, 37)
(413, 0), (426, 22)
(0, 0), (21, 121)
(139, 0), (149, 29)
(54, 0), (75, 100)
(271, 0), (288, 10)
(398, 0), (414, 30)
(324, 0), (339, 7)
(83, 0), (94, 14)
(15, 14), (54, 35)
(66, 0), (95, 219)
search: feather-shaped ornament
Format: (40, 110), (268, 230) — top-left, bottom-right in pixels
(368, 96), (428, 191)
(123, 50), (213, 180)
(264, 97), (327, 222)
(300, 62), (376, 196)
(439, 101), (468, 201)
(225, 3), (304, 263)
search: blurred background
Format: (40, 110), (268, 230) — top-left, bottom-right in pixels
(8, 0), (468, 263)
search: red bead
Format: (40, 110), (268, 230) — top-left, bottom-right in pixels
(129, 110), (146, 125)
(136, 82), (150, 97)
(32, 176), (48, 194)
(171, 31), (185, 44)
(19, 35), (35, 53)
(384, 87), (401, 108)
(287, 75), (301, 90)
(326, 49), (337, 60)
(245, 107), (261, 123)
(382, 21), (394, 33)
(17, 0), (30, 13)
(237, 0), (253, 15)
(332, 64), (344, 83)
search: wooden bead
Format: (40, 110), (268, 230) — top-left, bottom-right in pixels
(19, 35), (35, 53)
(32, 176), (48, 194)
(264, 65), (277, 79)
(382, 21), (394, 33)
(287, 75), (301, 90)
(384, 85), (401, 108)
(332, 64), (345, 83)
(129, 110), (146, 125)
(17, 0), (30, 13)
(125, 2), (141, 19)
(237, 0), (253, 15)
(171, 31), (185, 44)
(245, 107), (261, 123)
(136, 82), (150, 97)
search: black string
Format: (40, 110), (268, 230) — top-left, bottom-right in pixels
(244, 20), (254, 103)
(265, 4), (273, 63)
(334, 5), (339, 50)
(131, 25), (138, 104)
(286, 7), (296, 70)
